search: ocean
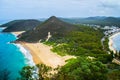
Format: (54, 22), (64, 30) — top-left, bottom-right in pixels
(0, 28), (34, 80)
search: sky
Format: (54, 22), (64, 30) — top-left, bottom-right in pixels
(0, 0), (120, 19)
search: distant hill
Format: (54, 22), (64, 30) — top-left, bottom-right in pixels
(17, 16), (79, 42)
(61, 17), (120, 27)
(0, 20), (20, 27)
(2, 19), (41, 32)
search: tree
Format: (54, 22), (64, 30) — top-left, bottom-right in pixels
(19, 64), (52, 80)
(36, 64), (52, 80)
(107, 70), (120, 80)
(19, 66), (34, 80)
(54, 57), (108, 80)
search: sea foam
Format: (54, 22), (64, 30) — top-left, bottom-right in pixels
(11, 33), (35, 66)
(14, 43), (35, 66)
(14, 44), (39, 79)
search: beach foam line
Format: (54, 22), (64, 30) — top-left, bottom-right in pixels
(11, 31), (35, 66)
(14, 43), (35, 66)
(11, 33), (18, 37)
(0, 27), (6, 32)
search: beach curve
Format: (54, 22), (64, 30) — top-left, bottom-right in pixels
(12, 31), (75, 68)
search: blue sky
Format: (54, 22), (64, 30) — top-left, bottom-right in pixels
(0, 0), (120, 19)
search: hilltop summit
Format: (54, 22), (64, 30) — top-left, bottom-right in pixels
(17, 16), (78, 42)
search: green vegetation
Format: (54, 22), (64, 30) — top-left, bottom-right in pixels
(17, 16), (79, 42)
(0, 20), (20, 27)
(2, 19), (41, 32)
(19, 66), (34, 80)
(103, 37), (110, 51)
(55, 57), (108, 80)
(19, 57), (110, 80)
(18, 64), (52, 80)
(45, 25), (112, 63)
(107, 70), (120, 80)
(18, 24), (120, 80)
(18, 16), (120, 80)
(61, 17), (120, 27)
(43, 25), (119, 80)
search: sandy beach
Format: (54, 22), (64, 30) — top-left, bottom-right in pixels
(20, 42), (75, 68)
(12, 31), (75, 68)
(108, 32), (120, 53)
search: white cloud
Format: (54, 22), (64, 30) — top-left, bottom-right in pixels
(0, 0), (120, 19)
(100, 0), (120, 8)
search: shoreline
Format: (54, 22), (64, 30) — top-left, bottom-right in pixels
(12, 31), (36, 66)
(108, 32), (120, 53)
(11, 31), (120, 68)
(19, 42), (42, 65)
(15, 43), (35, 66)
(12, 31), (75, 68)
(19, 42), (75, 68)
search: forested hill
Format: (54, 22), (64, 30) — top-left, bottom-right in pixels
(17, 16), (120, 80)
(17, 16), (79, 42)
(61, 17), (120, 27)
(1, 19), (41, 32)
(0, 20), (19, 27)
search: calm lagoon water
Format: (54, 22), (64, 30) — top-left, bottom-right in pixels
(112, 33), (120, 51)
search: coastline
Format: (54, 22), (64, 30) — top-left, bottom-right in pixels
(19, 42), (75, 68)
(12, 31), (36, 66)
(19, 42), (42, 64)
(11, 31), (120, 68)
(108, 32), (120, 53)
(15, 43), (35, 66)
(12, 31), (75, 68)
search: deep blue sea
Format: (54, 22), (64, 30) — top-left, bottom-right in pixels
(0, 28), (33, 80)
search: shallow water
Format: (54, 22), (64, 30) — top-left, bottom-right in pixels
(112, 33), (120, 51)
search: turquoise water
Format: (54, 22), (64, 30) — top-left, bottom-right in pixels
(112, 34), (120, 51)
(0, 28), (27, 80)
